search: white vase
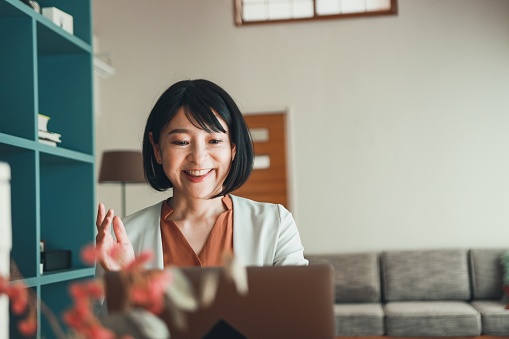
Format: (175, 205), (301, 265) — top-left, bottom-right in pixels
(0, 162), (12, 339)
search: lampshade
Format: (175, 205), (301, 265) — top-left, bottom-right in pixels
(98, 150), (145, 183)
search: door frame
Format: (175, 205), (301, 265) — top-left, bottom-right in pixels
(243, 107), (297, 215)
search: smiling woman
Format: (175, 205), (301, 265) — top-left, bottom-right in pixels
(149, 108), (237, 201)
(149, 108), (236, 202)
(95, 79), (308, 283)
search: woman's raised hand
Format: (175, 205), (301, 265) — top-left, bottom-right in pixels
(95, 203), (135, 271)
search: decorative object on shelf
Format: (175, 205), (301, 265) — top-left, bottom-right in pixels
(39, 240), (45, 274)
(19, 0), (40, 13)
(38, 114), (49, 132)
(38, 130), (61, 145)
(99, 150), (146, 217)
(41, 250), (71, 272)
(38, 113), (62, 147)
(42, 7), (73, 34)
(0, 163), (11, 339)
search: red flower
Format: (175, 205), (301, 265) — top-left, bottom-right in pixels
(81, 243), (99, 265)
(17, 316), (37, 336)
(130, 270), (172, 314)
(0, 275), (37, 336)
(0, 276), (8, 294)
(125, 251), (154, 271)
(3, 281), (29, 315)
(84, 323), (116, 339)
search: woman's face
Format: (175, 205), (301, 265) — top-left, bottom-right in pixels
(150, 108), (236, 200)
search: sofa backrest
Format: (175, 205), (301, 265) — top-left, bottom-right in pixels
(469, 248), (508, 300)
(306, 252), (380, 303)
(381, 249), (471, 302)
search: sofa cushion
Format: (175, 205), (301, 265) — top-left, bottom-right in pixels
(381, 249), (470, 301)
(307, 253), (380, 303)
(334, 303), (384, 336)
(502, 251), (509, 304)
(469, 248), (507, 300)
(384, 301), (481, 337)
(471, 300), (509, 335)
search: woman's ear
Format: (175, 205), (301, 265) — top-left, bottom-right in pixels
(231, 143), (237, 162)
(149, 132), (162, 164)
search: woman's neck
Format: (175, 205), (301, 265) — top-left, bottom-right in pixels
(167, 193), (226, 222)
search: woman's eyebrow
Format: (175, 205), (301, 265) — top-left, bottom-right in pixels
(168, 128), (190, 135)
(167, 127), (228, 135)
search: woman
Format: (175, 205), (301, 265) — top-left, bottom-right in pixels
(95, 79), (307, 271)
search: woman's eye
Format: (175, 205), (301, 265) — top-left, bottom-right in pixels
(209, 139), (222, 144)
(172, 140), (189, 146)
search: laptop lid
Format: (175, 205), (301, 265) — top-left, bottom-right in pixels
(163, 264), (335, 339)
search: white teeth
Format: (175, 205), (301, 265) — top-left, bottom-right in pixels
(185, 169), (211, 177)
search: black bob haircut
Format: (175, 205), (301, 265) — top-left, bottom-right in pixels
(142, 79), (254, 197)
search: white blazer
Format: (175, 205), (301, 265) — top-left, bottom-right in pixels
(120, 195), (308, 268)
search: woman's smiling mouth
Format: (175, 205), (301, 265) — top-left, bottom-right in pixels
(184, 169), (212, 177)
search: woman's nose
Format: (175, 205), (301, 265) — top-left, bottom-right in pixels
(187, 143), (207, 163)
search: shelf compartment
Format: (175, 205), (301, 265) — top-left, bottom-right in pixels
(37, 20), (91, 55)
(38, 53), (94, 155)
(1, 0), (93, 46)
(0, 144), (38, 280)
(39, 154), (95, 270)
(37, 0), (92, 45)
(9, 286), (39, 339)
(40, 277), (93, 337)
(0, 17), (37, 140)
(0, 0), (36, 18)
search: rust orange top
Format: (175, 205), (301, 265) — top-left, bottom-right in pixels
(160, 195), (233, 267)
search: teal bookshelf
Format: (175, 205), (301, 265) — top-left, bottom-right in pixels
(0, 0), (95, 337)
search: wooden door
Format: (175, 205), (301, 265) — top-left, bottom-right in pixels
(232, 112), (289, 209)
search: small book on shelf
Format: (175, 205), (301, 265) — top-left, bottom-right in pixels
(38, 114), (50, 132)
(38, 113), (62, 146)
(38, 139), (57, 147)
(38, 130), (61, 143)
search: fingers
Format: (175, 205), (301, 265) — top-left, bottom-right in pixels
(96, 203), (105, 229)
(96, 203), (113, 232)
(96, 204), (130, 244)
(96, 207), (114, 244)
(112, 216), (131, 245)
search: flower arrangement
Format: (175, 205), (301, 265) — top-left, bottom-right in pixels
(0, 271), (36, 336)
(0, 244), (248, 338)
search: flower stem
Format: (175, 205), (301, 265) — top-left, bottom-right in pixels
(41, 302), (67, 339)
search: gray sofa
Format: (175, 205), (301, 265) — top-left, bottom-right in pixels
(307, 248), (509, 337)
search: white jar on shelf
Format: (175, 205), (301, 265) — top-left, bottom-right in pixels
(0, 162), (11, 339)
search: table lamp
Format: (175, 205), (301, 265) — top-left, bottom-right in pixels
(98, 150), (145, 217)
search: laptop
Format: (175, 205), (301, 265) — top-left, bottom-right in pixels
(163, 264), (335, 339)
(105, 264), (335, 339)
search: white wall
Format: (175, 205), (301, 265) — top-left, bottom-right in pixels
(93, 0), (509, 254)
